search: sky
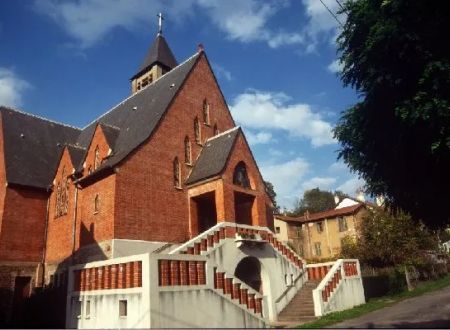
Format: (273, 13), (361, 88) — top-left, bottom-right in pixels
(0, 0), (365, 210)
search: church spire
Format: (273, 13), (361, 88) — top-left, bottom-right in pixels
(130, 13), (178, 94)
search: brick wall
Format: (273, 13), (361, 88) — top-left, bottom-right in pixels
(45, 148), (76, 264)
(114, 54), (235, 243)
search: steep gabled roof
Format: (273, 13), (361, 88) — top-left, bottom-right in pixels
(185, 127), (240, 185)
(0, 51), (202, 189)
(0, 107), (80, 189)
(77, 51), (201, 181)
(131, 34), (178, 80)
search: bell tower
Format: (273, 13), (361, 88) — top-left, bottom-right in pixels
(130, 13), (178, 94)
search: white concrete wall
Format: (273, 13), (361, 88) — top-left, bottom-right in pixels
(155, 289), (265, 328)
(66, 253), (151, 329)
(312, 259), (365, 317)
(207, 238), (305, 321)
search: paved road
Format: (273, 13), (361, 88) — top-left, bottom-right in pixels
(331, 285), (450, 328)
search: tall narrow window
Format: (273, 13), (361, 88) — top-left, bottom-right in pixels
(173, 157), (181, 188)
(213, 123), (219, 136)
(194, 117), (201, 144)
(94, 194), (99, 213)
(184, 136), (191, 164)
(119, 300), (127, 317)
(56, 183), (61, 217)
(202, 99), (210, 125)
(94, 146), (100, 170)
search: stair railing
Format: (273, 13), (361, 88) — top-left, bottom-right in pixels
(312, 259), (364, 316)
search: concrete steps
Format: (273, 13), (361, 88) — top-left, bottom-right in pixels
(278, 280), (319, 323)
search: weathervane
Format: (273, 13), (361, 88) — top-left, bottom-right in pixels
(157, 12), (164, 35)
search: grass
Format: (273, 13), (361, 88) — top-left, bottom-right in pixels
(297, 274), (450, 329)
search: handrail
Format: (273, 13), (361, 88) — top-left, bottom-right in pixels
(275, 269), (306, 303)
(169, 222), (270, 255)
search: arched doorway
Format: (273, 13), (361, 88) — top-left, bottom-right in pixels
(234, 256), (262, 293)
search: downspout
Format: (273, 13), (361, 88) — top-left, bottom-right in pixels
(40, 191), (51, 287)
(71, 184), (79, 265)
(324, 218), (332, 257)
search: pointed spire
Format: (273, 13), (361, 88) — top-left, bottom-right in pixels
(130, 13), (177, 80)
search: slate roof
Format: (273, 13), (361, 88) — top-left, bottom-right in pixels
(0, 107), (80, 189)
(0, 51), (202, 189)
(275, 204), (365, 224)
(131, 34), (178, 80)
(185, 127), (240, 185)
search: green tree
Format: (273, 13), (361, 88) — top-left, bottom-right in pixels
(264, 181), (279, 213)
(291, 188), (336, 216)
(334, 0), (450, 228)
(341, 208), (437, 268)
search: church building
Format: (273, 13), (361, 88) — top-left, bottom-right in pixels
(0, 18), (364, 328)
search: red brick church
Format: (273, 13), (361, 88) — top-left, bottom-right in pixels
(0, 24), (274, 326)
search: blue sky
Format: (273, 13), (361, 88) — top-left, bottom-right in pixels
(0, 0), (365, 210)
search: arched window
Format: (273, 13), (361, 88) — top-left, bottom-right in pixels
(213, 123), (219, 136)
(194, 117), (201, 144)
(56, 183), (61, 217)
(63, 178), (69, 214)
(94, 194), (99, 213)
(233, 162), (251, 189)
(202, 99), (210, 125)
(173, 157), (181, 188)
(94, 146), (100, 170)
(184, 136), (191, 164)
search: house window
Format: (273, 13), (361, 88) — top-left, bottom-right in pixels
(184, 136), (191, 164)
(173, 157), (181, 188)
(316, 222), (324, 233)
(94, 194), (99, 213)
(338, 216), (348, 232)
(275, 226), (281, 234)
(94, 146), (101, 170)
(233, 161), (250, 189)
(85, 300), (91, 319)
(314, 242), (322, 256)
(213, 123), (219, 135)
(119, 300), (127, 317)
(202, 99), (210, 125)
(194, 117), (201, 144)
(296, 227), (302, 238)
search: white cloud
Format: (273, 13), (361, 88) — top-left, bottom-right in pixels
(197, 0), (304, 48)
(230, 90), (335, 147)
(261, 157), (310, 208)
(301, 0), (345, 52)
(328, 161), (347, 173)
(327, 59), (343, 73)
(336, 176), (365, 196)
(302, 176), (336, 190)
(34, 0), (304, 49)
(212, 63), (232, 81)
(245, 130), (273, 145)
(33, 0), (193, 48)
(0, 68), (31, 108)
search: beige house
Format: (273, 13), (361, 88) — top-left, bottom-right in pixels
(274, 204), (367, 260)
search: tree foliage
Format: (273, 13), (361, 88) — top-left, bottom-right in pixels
(264, 181), (279, 213)
(291, 188), (337, 216)
(334, 0), (450, 228)
(341, 208), (438, 267)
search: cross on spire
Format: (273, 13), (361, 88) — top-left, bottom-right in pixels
(157, 12), (164, 35)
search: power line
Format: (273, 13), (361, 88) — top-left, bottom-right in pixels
(319, 0), (344, 28)
(335, 0), (346, 12)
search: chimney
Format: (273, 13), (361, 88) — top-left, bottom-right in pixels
(334, 195), (340, 205)
(356, 188), (365, 202)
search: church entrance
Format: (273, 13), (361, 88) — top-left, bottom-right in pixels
(234, 256), (262, 293)
(234, 191), (255, 225)
(192, 191), (217, 233)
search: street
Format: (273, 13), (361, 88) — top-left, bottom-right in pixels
(331, 285), (450, 328)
